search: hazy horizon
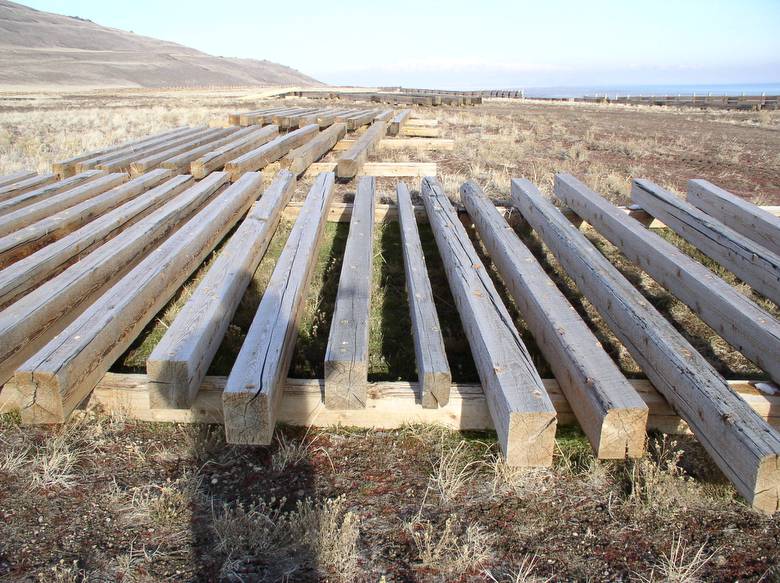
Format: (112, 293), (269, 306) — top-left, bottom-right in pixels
(16, 0), (780, 90)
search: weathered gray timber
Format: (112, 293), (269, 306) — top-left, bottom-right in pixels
(633, 179), (780, 305)
(688, 179), (780, 257)
(281, 123), (346, 176)
(396, 181), (450, 408)
(0, 171), (37, 189)
(0, 173), (225, 386)
(0, 175), (193, 310)
(147, 171), (296, 409)
(388, 109), (412, 136)
(0, 170), (106, 216)
(324, 176), (376, 409)
(336, 122), (387, 178)
(161, 126), (258, 173)
(0, 173), (128, 238)
(191, 125), (279, 179)
(222, 173), (336, 445)
(461, 180), (647, 458)
(512, 177), (780, 513)
(129, 127), (235, 176)
(556, 173), (780, 385)
(0, 169), (172, 268)
(235, 107), (290, 126)
(421, 176), (557, 466)
(337, 110), (377, 131)
(225, 125), (319, 181)
(0, 173), (58, 203)
(16, 172), (264, 425)
(297, 110), (340, 129)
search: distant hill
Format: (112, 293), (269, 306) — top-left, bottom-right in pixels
(0, 0), (321, 88)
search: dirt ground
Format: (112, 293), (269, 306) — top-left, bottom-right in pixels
(0, 90), (779, 581)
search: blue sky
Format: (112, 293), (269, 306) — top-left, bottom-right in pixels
(20, 0), (780, 88)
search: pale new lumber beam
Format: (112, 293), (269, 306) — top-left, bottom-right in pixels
(0, 174), (222, 386)
(16, 172), (265, 425)
(304, 162), (436, 178)
(0, 169), (172, 269)
(462, 180), (647, 458)
(147, 171), (296, 409)
(97, 128), (217, 173)
(0, 173), (58, 203)
(336, 121), (387, 178)
(52, 126), (191, 177)
(421, 177), (556, 466)
(0, 173), (128, 238)
(223, 172), (336, 445)
(281, 123), (346, 177)
(556, 173), (780, 385)
(388, 109), (412, 137)
(334, 138), (455, 152)
(512, 178), (780, 513)
(161, 126), (258, 173)
(0, 170), (107, 216)
(688, 179), (780, 257)
(406, 118), (438, 127)
(129, 127), (235, 176)
(632, 180), (780, 306)
(397, 181), (450, 408)
(227, 124), (320, 181)
(0, 171), (37, 189)
(324, 177), (375, 408)
(399, 126), (439, 138)
(191, 125), (279, 179)
(0, 174), (192, 310)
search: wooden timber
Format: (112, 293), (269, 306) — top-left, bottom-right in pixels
(129, 127), (236, 176)
(373, 110), (394, 122)
(191, 125), (279, 179)
(397, 181), (450, 408)
(296, 110), (339, 129)
(281, 123), (346, 177)
(632, 180), (780, 306)
(0, 170), (107, 216)
(0, 173), (58, 203)
(147, 171), (296, 409)
(0, 171), (37, 189)
(399, 125), (439, 138)
(512, 177), (780, 513)
(333, 138), (455, 152)
(0, 174), (224, 386)
(337, 110), (377, 131)
(94, 128), (215, 173)
(240, 108), (299, 126)
(336, 121), (387, 178)
(161, 126), (258, 173)
(226, 124), (319, 181)
(324, 177), (376, 409)
(305, 162), (436, 178)
(0, 173), (128, 238)
(0, 169), (172, 269)
(0, 175), (193, 310)
(421, 176), (557, 466)
(462, 180), (648, 458)
(16, 172), (264, 425)
(556, 173), (780, 385)
(233, 107), (290, 126)
(222, 172), (336, 445)
(688, 179), (780, 257)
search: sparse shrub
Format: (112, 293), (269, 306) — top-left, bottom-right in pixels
(428, 438), (480, 504)
(636, 533), (716, 583)
(405, 515), (493, 574)
(483, 554), (552, 583)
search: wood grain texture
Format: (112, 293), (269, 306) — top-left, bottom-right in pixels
(304, 162), (436, 178)
(512, 177), (780, 513)
(324, 176), (375, 409)
(462, 180), (647, 458)
(421, 176), (556, 466)
(0, 170), (106, 216)
(0, 173), (60, 203)
(0, 174), (224, 387)
(191, 125), (279, 179)
(688, 179), (780, 257)
(557, 173), (780, 386)
(632, 179), (780, 306)
(147, 171), (296, 409)
(129, 127), (235, 176)
(15, 172), (263, 425)
(222, 172), (336, 445)
(0, 170), (37, 189)
(281, 123), (346, 177)
(397, 181), (451, 408)
(226, 124), (319, 181)
(336, 122), (387, 178)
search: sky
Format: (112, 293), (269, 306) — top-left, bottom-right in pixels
(18, 0), (780, 89)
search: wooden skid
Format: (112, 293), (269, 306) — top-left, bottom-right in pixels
(223, 173), (336, 445)
(282, 123), (346, 177)
(512, 177), (780, 513)
(421, 177), (557, 466)
(462, 180), (647, 458)
(0, 169), (172, 269)
(388, 109), (411, 136)
(15, 173), (264, 425)
(399, 126), (439, 138)
(227, 124), (319, 181)
(556, 173), (780, 385)
(397, 181), (451, 408)
(324, 177), (376, 408)
(632, 180), (780, 306)
(0, 170), (106, 216)
(191, 125), (279, 179)
(0, 174), (223, 386)
(688, 179), (780, 257)
(147, 171), (296, 409)
(334, 138), (455, 152)
(336, 121), (387, 178)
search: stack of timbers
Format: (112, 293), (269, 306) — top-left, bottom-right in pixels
(284, 90), (482, 106)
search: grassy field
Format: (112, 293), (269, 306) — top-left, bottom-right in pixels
(0, 90), (779, 581)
